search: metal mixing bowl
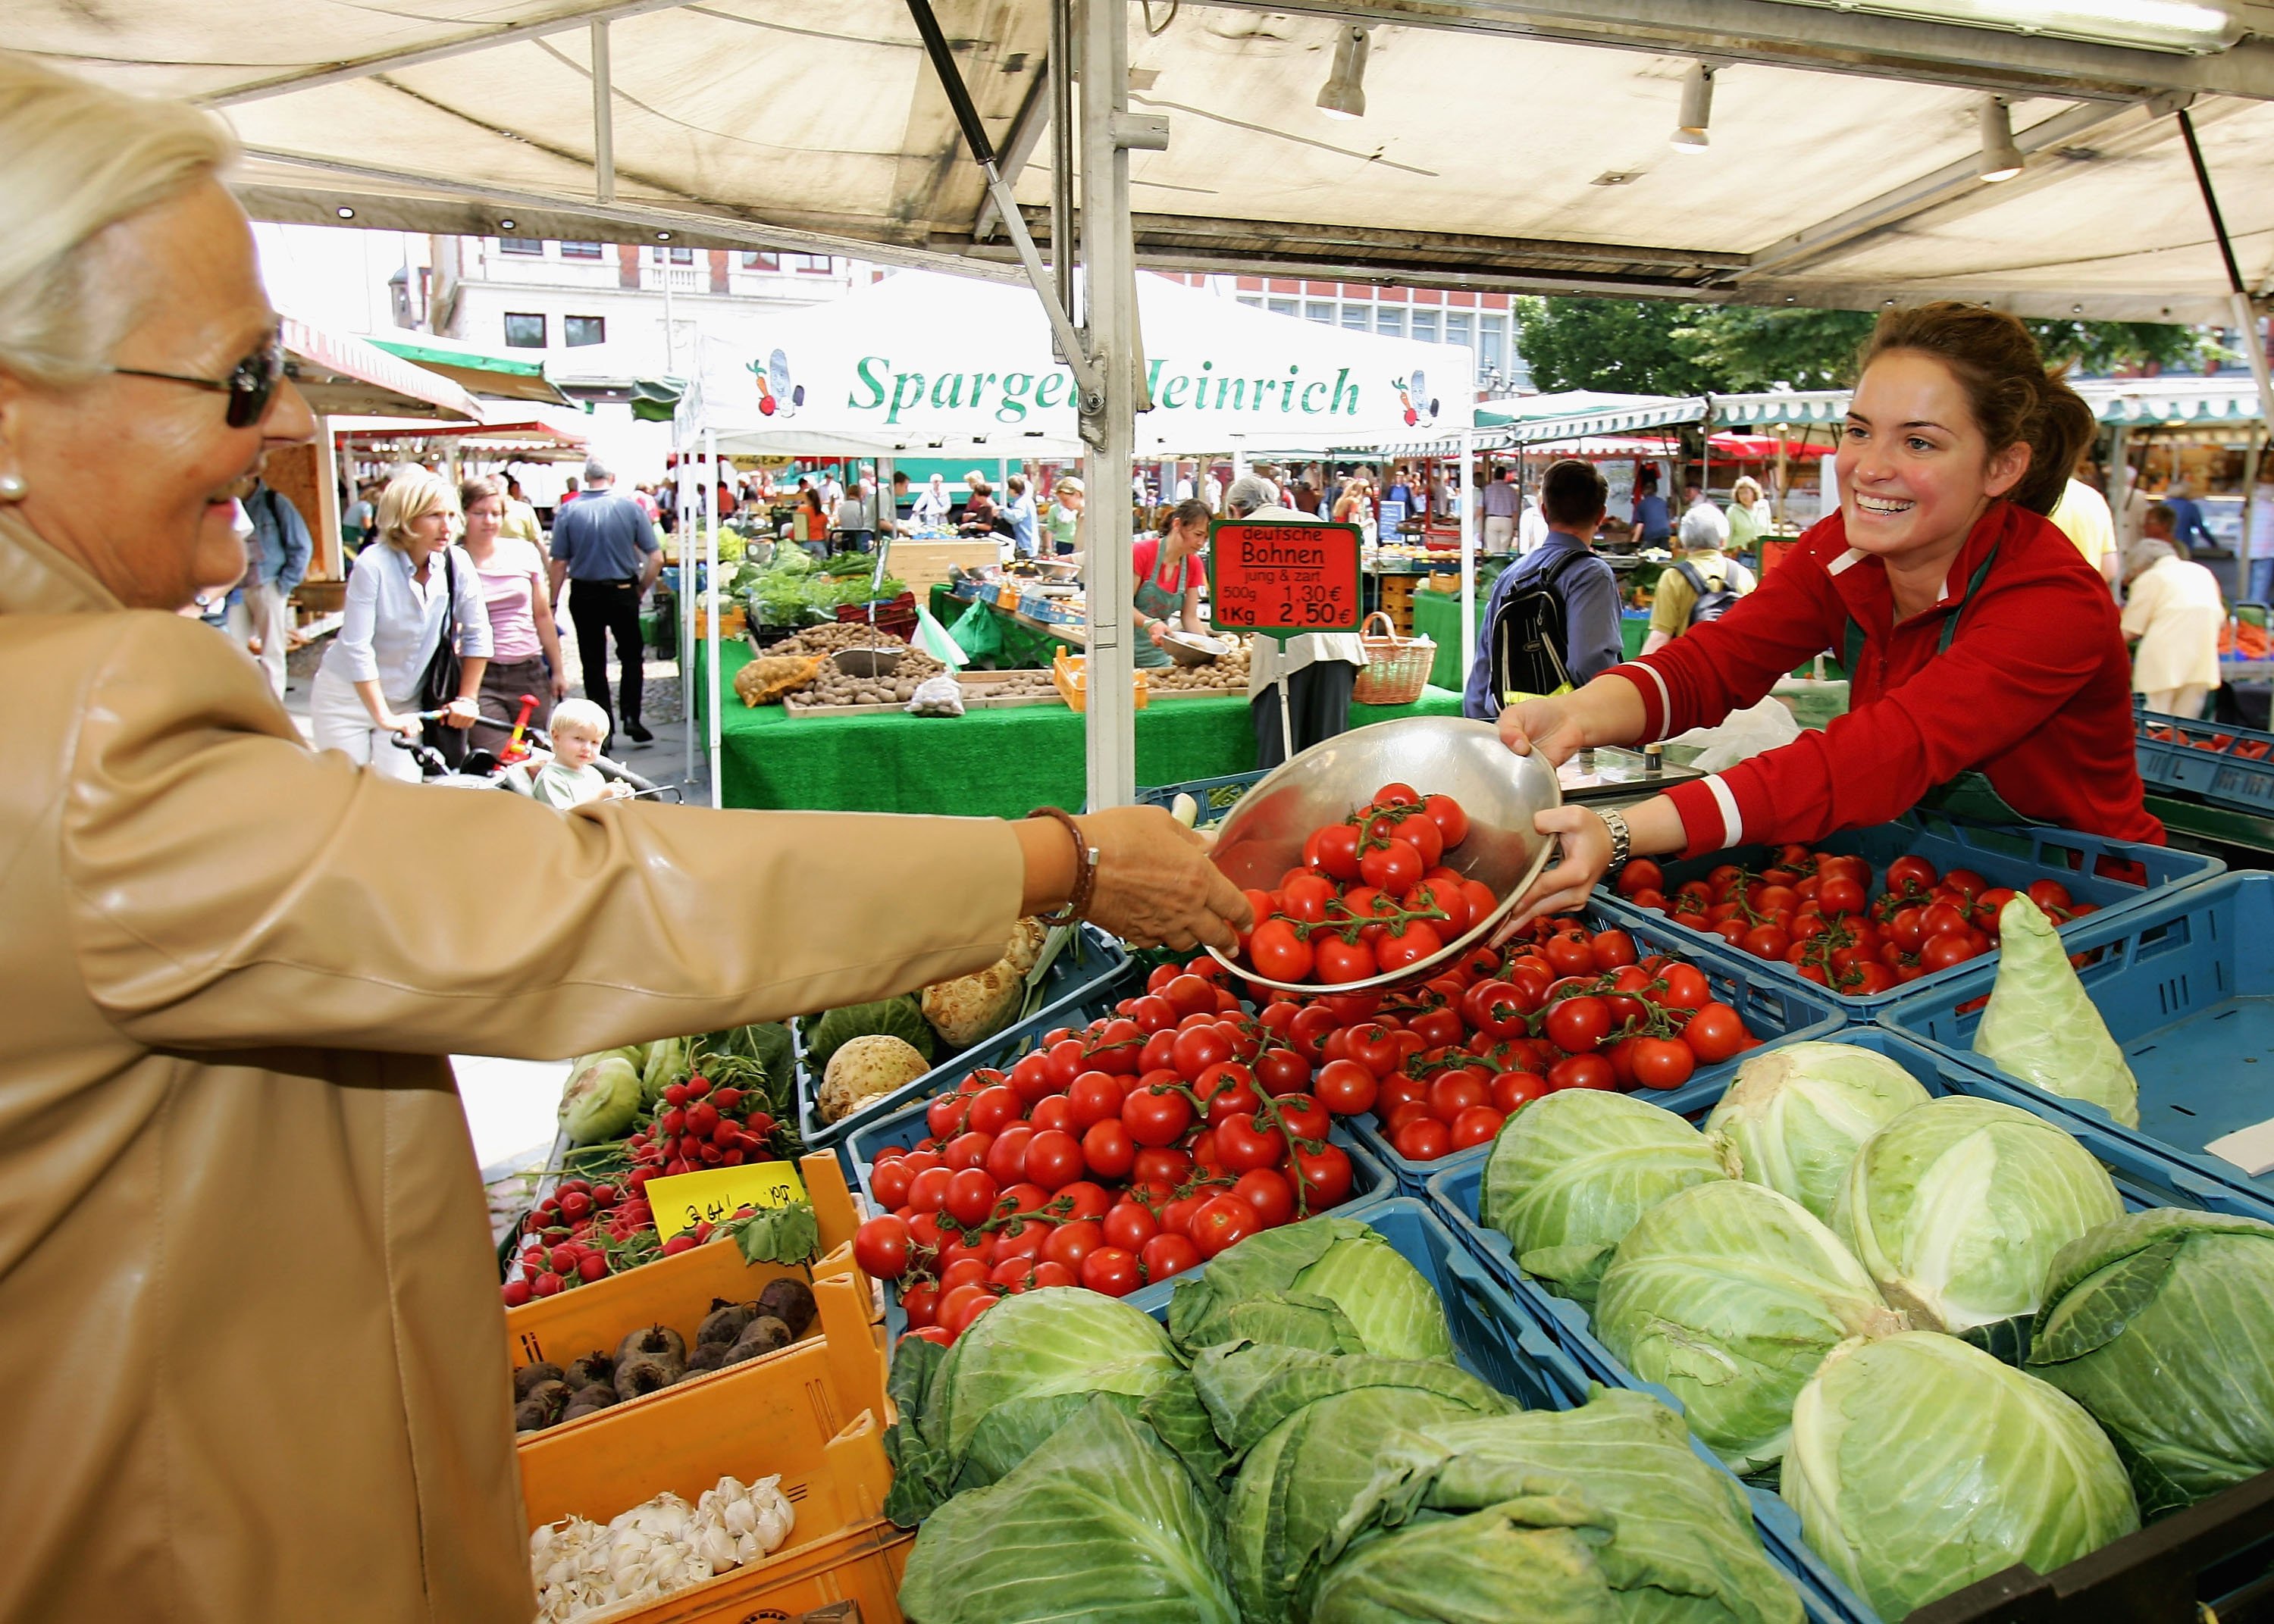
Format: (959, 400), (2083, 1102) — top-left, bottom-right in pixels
(1157, 630), (1233, 667)
(1204, 715), (1561, 993)
(833, 647), (904, 679)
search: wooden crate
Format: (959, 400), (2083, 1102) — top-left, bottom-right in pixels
(887, 538), (1002, 595)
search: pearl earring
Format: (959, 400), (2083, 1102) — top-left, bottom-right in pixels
(0, 473), (25, 501)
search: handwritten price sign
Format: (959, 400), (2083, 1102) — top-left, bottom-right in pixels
(1207, 521), (1364, 638)
(647, 1160), (807, 1241)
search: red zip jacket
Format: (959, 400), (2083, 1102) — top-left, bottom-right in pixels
(1608, 500), (2160, 859)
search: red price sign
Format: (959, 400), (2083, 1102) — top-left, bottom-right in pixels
(1206, 520), (1364, 637)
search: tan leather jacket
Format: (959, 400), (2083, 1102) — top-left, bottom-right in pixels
(0, 512), (1021, 1622)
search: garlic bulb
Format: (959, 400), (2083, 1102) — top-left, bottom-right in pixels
(531, 1474), (798, 1623)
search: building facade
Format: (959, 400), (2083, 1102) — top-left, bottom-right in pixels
(1201, 274), (1529, 397)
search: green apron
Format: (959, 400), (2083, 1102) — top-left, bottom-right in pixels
(1840, 543), (2041, 827)
(1132, 549), (1186, 670)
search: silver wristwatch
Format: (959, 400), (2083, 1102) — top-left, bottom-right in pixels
(1598, 807), (1632, 878)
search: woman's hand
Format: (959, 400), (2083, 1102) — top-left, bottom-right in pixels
(1073, 806), (1254, 952)
(1501, 805), (1615, 934)
(373, 707), (421, 738)
(551, 670), (571, 700)
(441, 696), (481, 731)
(1497, 694), (1591, 768)
(1146, 621), (1170, 649)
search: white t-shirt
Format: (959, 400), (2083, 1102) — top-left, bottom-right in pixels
(2247, 483), (2274, 561)
(2049, 480), (2117, 572)
(2122, 554), (2224, 693)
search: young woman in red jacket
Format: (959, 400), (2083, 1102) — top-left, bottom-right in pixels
(1505, 302), (2159, 922)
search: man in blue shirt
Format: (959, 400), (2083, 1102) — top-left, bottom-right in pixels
(230, 462), (311, 700)
(1001, 473), (1041, 558)
(1464, 458), (1620, 721)
(548, 456), (662, 742)
(2163, 483), (2215, 556)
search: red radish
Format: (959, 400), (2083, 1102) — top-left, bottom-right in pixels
(575, 1253), (609, 1282)
(501, 1279), (531, 1306)
(662, 1083), (689, 1106)
(684, 1075), (712, 1100)
(661, 1234), (697, 1256)
(531, 1271), (565, 1297)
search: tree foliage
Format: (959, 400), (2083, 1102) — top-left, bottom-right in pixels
(1514, 297), (2214, 397)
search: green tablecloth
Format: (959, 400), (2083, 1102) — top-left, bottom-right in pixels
(928, 585), (1069, 670)
(697, 639), (1461, 815)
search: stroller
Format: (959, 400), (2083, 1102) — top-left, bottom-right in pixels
(390, 696), (678, 802)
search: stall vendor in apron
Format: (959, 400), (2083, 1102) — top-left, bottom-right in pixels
(1502, 302), (2160, 924)
(1130, 498), (1213, 669)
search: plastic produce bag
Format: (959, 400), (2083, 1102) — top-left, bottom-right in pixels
(907, 674), (966, 717)
(950, 596), (1004, 665)
(1665, 696), (1803, 773)
(916, 604), (970, 670)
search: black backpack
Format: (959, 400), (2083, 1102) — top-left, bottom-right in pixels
(1671, 559), (1739, 625)
(1487, 549), (1589, 715)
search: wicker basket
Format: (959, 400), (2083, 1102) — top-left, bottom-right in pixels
(1352, 610), (1435, 706)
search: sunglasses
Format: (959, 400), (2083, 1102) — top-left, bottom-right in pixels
(109, 330), (287, 429)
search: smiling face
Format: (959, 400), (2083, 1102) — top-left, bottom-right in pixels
(0, 179), (314, 609)
(1837, 349), (2031, 567)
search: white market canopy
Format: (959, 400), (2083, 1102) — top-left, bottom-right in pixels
(19, 1), (2274, 324)
(681, 269), (1474, 456)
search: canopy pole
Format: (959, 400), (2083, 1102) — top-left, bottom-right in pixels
(590, 22), (615, 205)
(1079, 0), (1140, 812)
(1458, 425), (1477, 688)
(678, 446), (695, 787)
(705, 428), (722, 809)
(2178, 106), (2274, 600)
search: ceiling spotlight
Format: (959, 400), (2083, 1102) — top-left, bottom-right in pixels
(1317, 27), (1369, 120)
(1978, 98), (2025, 182)
(656, 230), (673, 241)
(499, 217), (517, 230)
(335, 205), (356, 220)
(1671, 62), (1715, 154)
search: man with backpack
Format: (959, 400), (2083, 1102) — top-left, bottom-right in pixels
(1464, 458), (1621, 721)
(1642, 502), (1756, 655)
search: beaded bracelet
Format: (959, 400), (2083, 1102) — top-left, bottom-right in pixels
(1026, 806), (1098, 925)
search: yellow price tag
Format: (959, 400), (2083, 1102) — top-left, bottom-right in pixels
(648, 1161), (808, 1241)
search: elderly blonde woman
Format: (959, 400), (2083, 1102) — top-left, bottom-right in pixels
(0, 53), (1249, 1624)
(1725, 474), (1769, 553)
(309, 468), (491, 777)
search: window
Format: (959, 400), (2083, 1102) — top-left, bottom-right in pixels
(1340, 304), (1372, 332)
(564, 315), (606, 348)
(1305, 301), (1335, 324)
(653, 245), (694, 264)
(503, 313), (547, 348)
(498, 238), (545, 255)
(1445, 311), (1473, 351)
(559, 241), (604, 259)
(739, 250), (781, 271)
(1237, 296), (1264, 309)
(1267, 298), (1298, 317)
(784, 252), (834, 274)
(1375, 308), (1406, 339)
(1480, 314), (1508, 378)
(1411, 311), (1439, 344)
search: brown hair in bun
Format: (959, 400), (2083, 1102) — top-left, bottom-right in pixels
(1857, 302), (2097, 517)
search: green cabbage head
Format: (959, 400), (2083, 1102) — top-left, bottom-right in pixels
(1479, 1089), (1730, 1303)
(2026, 1207), (2274, 1516)
(1704, 1040), (1931, 1223)
(1781, 1331), (2138, 1619)
(1973, 893), (2140, 1128)
(1167, 1216), (1453, 1362)
(1834, 1097), (2122, 1334)
(1594, 1178), (1904, 1474)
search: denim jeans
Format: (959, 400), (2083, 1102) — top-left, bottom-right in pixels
(2249, 557), (2274, 607)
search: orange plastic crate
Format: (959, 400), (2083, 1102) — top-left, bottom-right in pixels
(1051, 647), (1148, 713)
(519, 1289), (907, 1623)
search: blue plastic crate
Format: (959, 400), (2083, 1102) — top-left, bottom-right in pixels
(850, 1094), (1394, 1343)
(1131, 769), (1267, 825)
(1880, 871), (2274, 1219)
(1427, 1025), (2266, 1624)
(794, 923), (1130, 1156)
(1147, 1196), (1853, 1624)
(1603, 809), (2222, 1012)
(1346, 900), (1849, 1196)
(2135, 708), (2274, 815)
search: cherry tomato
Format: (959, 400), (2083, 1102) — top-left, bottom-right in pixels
(1255, 1047), (1313, 1097)
(1887, 854), (1939, 893)
(1132, 1146), (1193, 1187)
(1029, 1095), (1076, 1134)
(1359, 838), (1425, 895)
(1123, 1084), (1195, 1147)
(1614, 857), (1665, 898)
(1313, 822), (1364, 881)
(1491, 1070), (1551, 1114)
(1392, 1116), (1452, 1162)
(1103, 1201), (1159, 1253)
(1139, 1232), (1204, 1284)
(901, 1281), (941, 1328)
(1313, 1057), (1380, 1116)
(1039, 1219), (1105, 1272)
(1682, 1002), (1749, 1063)
(1077, 1246), (1142, 1297)
(2026, 878), (2074, 913)
(1233, 1168), (1297, 1228)
(1544, 995), (1613, 1055)
(1315, 937), (1378, 984)
(1742, 924), (1792, 961)
(1630, 1036), (1697, 1090)
(1189, 1194), (1263, 1257)
(1214, 1111), (1287, 1174)
(1427, 1072), (1491, 1124)
(1919, 932), (1984, 972)
(1170, 1024), (1235, 1079)
(1022, 1128), (1087, 1191)
(938, 1284), (1001, 1337)
(1288, 1141), (1355, 1211)
(1944, 867), (1989, 900)
(1422, 793), (1470, 849)
(1449, 1105), (1507, 1150)
(870, 1159), (915, 1209)
(1652, 963), (1712, 1013)
(942, 1168), (1000, 1228)
(1376, 920), (1446, 973)
(1373, 781), (1420, 808)
(1548, 1052), (1617, 1091)
(907, 1166), (954, 1216)
(853, 1216), (912, 1280)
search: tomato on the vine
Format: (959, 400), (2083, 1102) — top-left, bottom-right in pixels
(1079, 1247), (1142, 1297)
(1314, 1058), (1379, 1116)
(1189, 1194), (1261, 1257)
(1682, 1002), (1749, 1064)
(854, 1216), (913, 1280)
(1139, 1232), (1203, 1283)
(1630, 1036), (1696, 1090)
(1544, 995), (1613, 1055)
(1391, 1116), (1452, 1162)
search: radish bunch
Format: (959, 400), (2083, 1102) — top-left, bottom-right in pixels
(506, 1177), (656, 1304)
(633, 1073), (778, 1176)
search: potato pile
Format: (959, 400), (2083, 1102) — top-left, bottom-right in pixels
(769, 622), (913, 661)
(1149, 635), (1253, 693)
(966, 669), (1060, 699)
(787, 646), (951, 710)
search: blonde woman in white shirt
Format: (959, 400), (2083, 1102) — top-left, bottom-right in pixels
(2122, 505), (2224, 720)
(310, 469), (491, 780)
